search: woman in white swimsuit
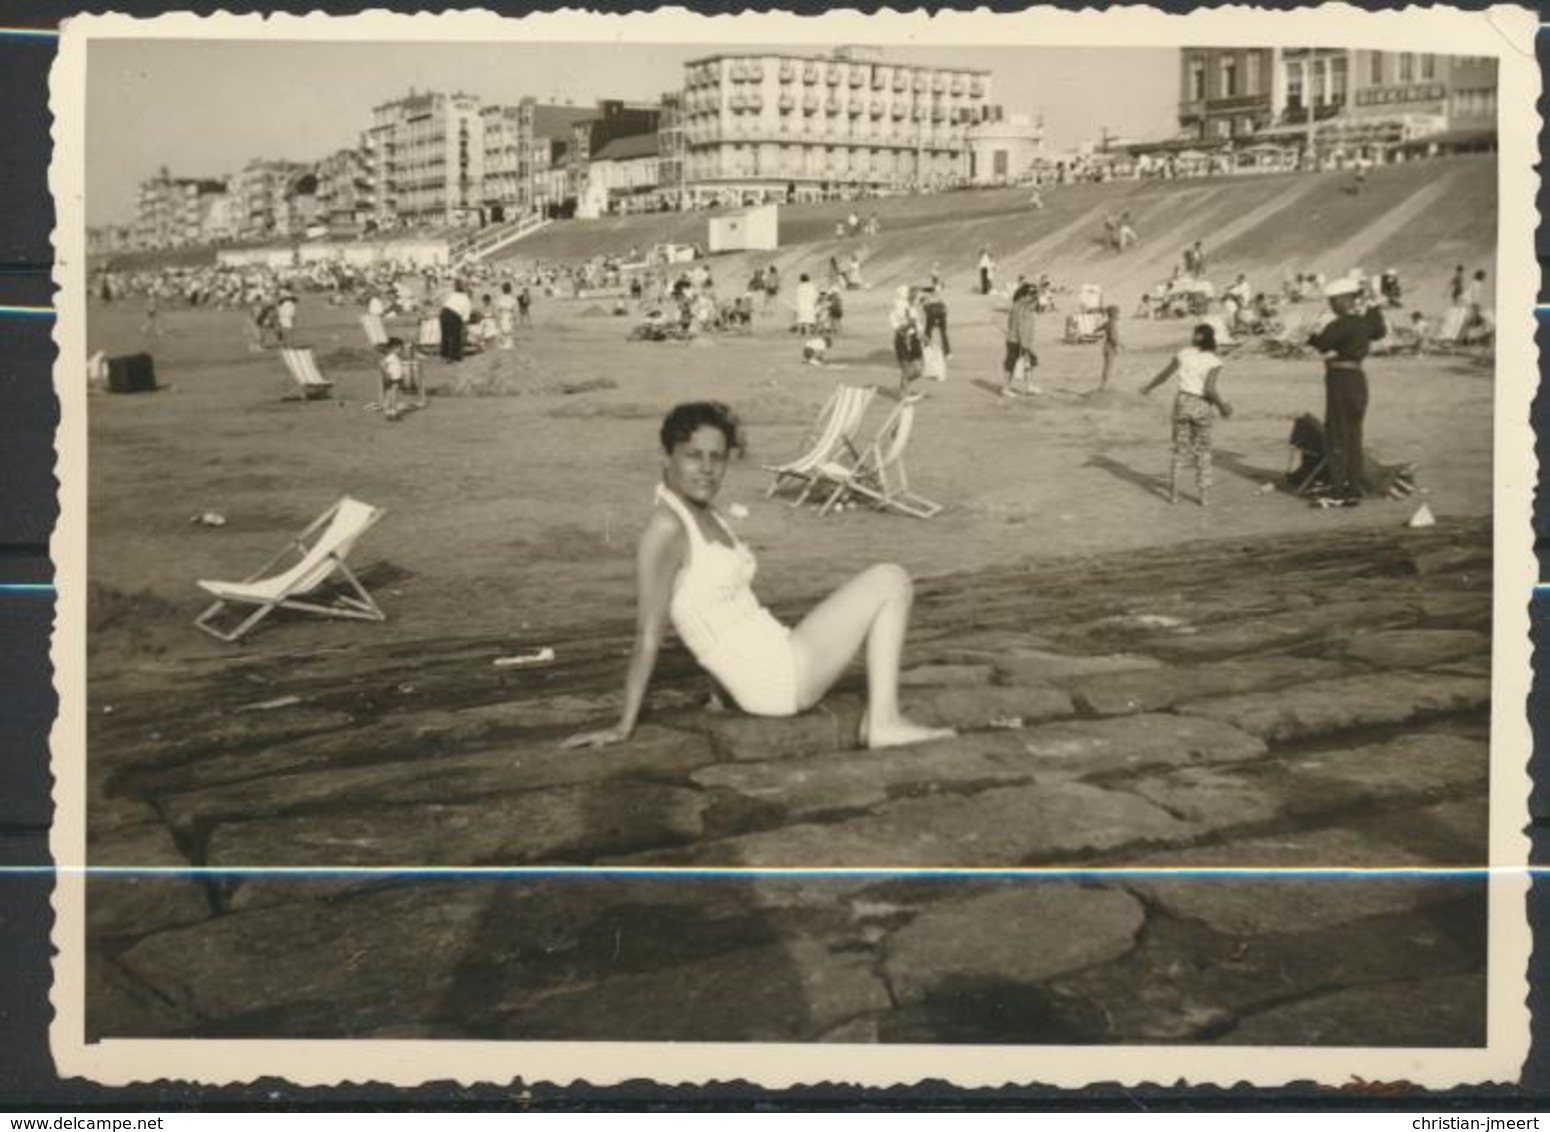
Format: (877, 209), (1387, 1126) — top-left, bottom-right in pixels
(565, 402), (953, 751)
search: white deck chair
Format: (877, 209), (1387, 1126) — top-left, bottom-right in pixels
(763, 384), (876, 506)
(1202, 314), (1240, 353)
(360, 312), (389, 349)
(194, 497), (386, 642)
(417, 316), (442, 355)
(816, 394), (942, 519)
(278, 347), (334, 401)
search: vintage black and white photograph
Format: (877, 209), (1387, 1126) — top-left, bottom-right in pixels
(49, 6), (1536, 1087)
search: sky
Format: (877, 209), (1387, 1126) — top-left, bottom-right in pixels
(86, 40), (1179, 226)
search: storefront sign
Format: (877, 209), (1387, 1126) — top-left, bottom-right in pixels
(1356, 83), (1445, 107)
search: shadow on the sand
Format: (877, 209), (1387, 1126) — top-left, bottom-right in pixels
(1083, 453), (1172, 502)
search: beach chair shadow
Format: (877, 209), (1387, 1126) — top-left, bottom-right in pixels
(194, 496), (387, 643)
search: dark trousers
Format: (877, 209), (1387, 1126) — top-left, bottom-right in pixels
(923, 303), (950, 355)
(980, 268), (992, 295)
(1324, 365), (1368, 499)
(440, 309), (464, 361)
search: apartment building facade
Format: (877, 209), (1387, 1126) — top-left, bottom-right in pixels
(678, 51), (991, 202)
(1180, 47), (1499, 156)
(314, 144), (374, 233)
(133, 168), (230, 248)
(366, 90), (486, 229)
(231, 159), (310, 240)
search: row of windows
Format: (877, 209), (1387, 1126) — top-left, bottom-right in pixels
(1453, 88), (1497, 116)
(1189, 51), (1449, 102)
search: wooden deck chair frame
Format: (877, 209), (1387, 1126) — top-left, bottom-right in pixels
(278, 347), (334, 401)
(377, 354), (429, 411)
(194, 497), (386, 643)
(817, 394), (942, 519)
(763, 383), (875, 506)
(360, 312), (389, 349)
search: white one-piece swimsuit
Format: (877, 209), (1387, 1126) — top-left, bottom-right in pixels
(655, 485), (800, 717)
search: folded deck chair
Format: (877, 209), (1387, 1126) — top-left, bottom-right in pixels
(194, 496), (386, 642)
(763, 383), (876, 506)
(360, 312), (389, 349)
(278, 347), (333, 401)
(816, 394), (942, 519)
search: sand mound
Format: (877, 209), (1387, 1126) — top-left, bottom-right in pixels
(578, 305), (610, 318)
(426, 352), (617, 398)
(318, 345), (381, 371)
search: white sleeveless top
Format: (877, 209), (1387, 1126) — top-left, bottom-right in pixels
(1174, 346), (1222, 398)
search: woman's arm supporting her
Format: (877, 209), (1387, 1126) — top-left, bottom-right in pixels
(562, 512), (684, 749)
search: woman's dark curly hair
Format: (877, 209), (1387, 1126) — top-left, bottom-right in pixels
(660, 401), (745, 456)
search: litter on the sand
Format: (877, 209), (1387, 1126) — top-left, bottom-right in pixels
(1407, 502), (1437, 528)
(727, 503), (750, 519)
(494, 647), (556, 668)
(237, 694), (302, 712)
(190, 511), (227, 527)
(989, 716), (1025, 730)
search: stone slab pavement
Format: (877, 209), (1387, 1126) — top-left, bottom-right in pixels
(85, 517), (1495, 1046)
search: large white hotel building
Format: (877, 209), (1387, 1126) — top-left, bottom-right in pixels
(679, 51), (991, 202)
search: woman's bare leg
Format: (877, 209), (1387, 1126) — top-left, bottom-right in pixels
(789, 563), (954, 749)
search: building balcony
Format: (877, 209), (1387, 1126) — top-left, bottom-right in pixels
(826, 69), (841, 86)
(780, 61), (796, 81)
(747, 94), (764, 112)
(803, 94), (820, 113)
(970, 77), (985, 96)
(748, 63), (764, 80)
(779, 93), (796, 111)
(869, 102), (885, 119)
(849, 101), (864, 117)
(871, 72), (886, 90)
(803, 64), (818, 83)
(893, 73), (907, 92)
(892, 103), (906, 120)
(1209, 92), (1273, 112)
(825, 97), (842, 114)
(848, 71), (864, 89)
(932, 73), (946, 93)
(730, 61), (747, 80)
(913, 74), (927, 92)
(951, 76), (965, 95)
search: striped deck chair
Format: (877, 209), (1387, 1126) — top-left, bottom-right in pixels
(360, 312), (389, 349)
(194, 496), (386, 642)
(763, 383), (876, 506)
(816, 394), (942, 519)
(278, 347), (333, 400)
(1262, 307), (1319, 359)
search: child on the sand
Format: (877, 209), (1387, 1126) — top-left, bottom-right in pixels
(379, 337), (408, 422)
(1098, 305), (1122, 392)
(1140, 322), (1233, 506)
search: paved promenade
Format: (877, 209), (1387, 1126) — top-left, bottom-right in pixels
(86, 517), (1493, 1046)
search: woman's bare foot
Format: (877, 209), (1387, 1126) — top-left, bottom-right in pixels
(860, 711), (956, 750)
